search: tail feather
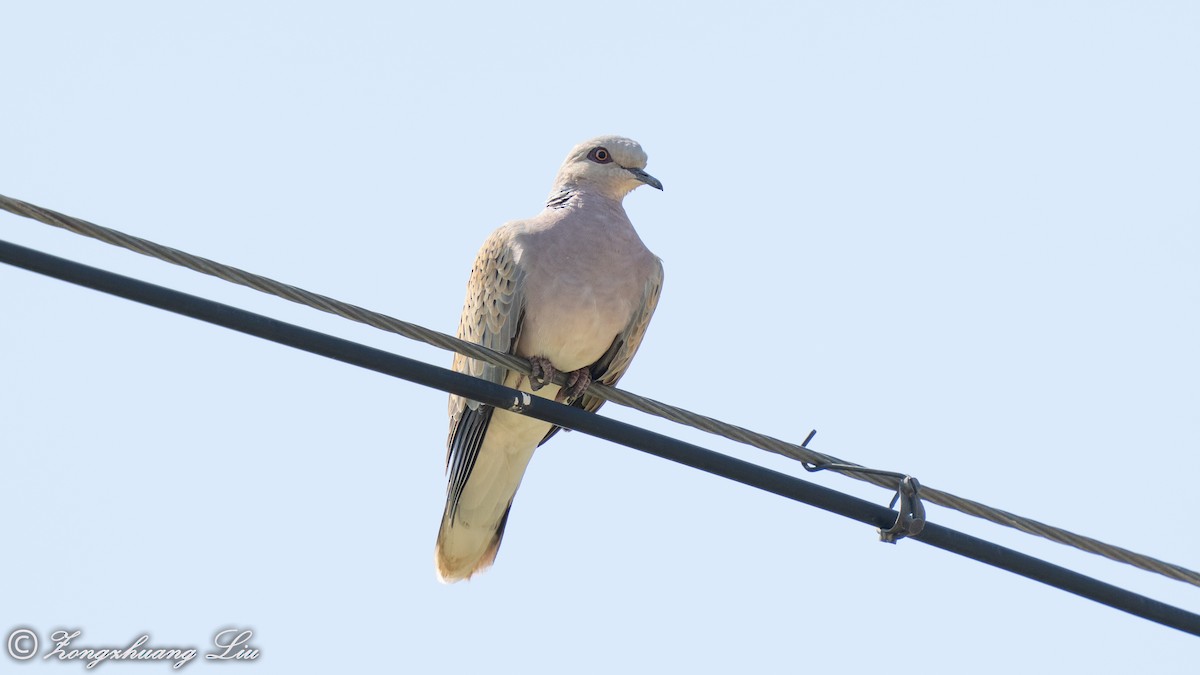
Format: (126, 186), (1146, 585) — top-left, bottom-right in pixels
(435, 502), (513, 583)
(436, 403), (547, 582)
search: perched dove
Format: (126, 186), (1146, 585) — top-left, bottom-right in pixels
(435, 135), (665, 582)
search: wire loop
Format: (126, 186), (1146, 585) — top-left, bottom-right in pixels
(799, 432), (924, 542)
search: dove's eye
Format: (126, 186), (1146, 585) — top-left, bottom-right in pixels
(587, 147), (612, 164)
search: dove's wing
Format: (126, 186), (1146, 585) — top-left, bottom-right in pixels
(444, 226), (526, 520)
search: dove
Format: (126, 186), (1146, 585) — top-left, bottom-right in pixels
(435, 135), (664, 582)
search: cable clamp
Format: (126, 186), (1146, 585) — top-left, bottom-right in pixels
(878, 475), (924, 543)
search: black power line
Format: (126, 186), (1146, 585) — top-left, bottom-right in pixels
(4, 192), (1197, 588)
(2, 237), (1197, 637)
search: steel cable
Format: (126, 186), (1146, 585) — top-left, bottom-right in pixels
(3, 192), (1197, 588)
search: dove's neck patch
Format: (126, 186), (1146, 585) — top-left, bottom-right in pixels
(546, 189), (574, 210)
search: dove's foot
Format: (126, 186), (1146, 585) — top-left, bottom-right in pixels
(556, 367), (592, 404)
(527, 357), (591, 403)
(528, 356), (557, 391)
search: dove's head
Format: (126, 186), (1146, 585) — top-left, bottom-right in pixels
(553, 135), (663, 200)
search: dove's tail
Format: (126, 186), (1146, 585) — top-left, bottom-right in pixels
(434, 503), (513, 583)
(435, 406), (544, 583)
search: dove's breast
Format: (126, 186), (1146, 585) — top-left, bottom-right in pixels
(511, 207), (657, 372)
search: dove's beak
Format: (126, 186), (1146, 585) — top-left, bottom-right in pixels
(626, 167), (663, 191)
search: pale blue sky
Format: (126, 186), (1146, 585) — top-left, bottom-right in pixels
(2, 2), (1198, 672)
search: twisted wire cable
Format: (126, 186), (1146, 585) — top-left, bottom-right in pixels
(3, 192), (1197, 588)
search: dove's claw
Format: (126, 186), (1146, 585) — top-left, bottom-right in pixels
(528, 356), (557, 391)
(556, 367), (592, 404)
